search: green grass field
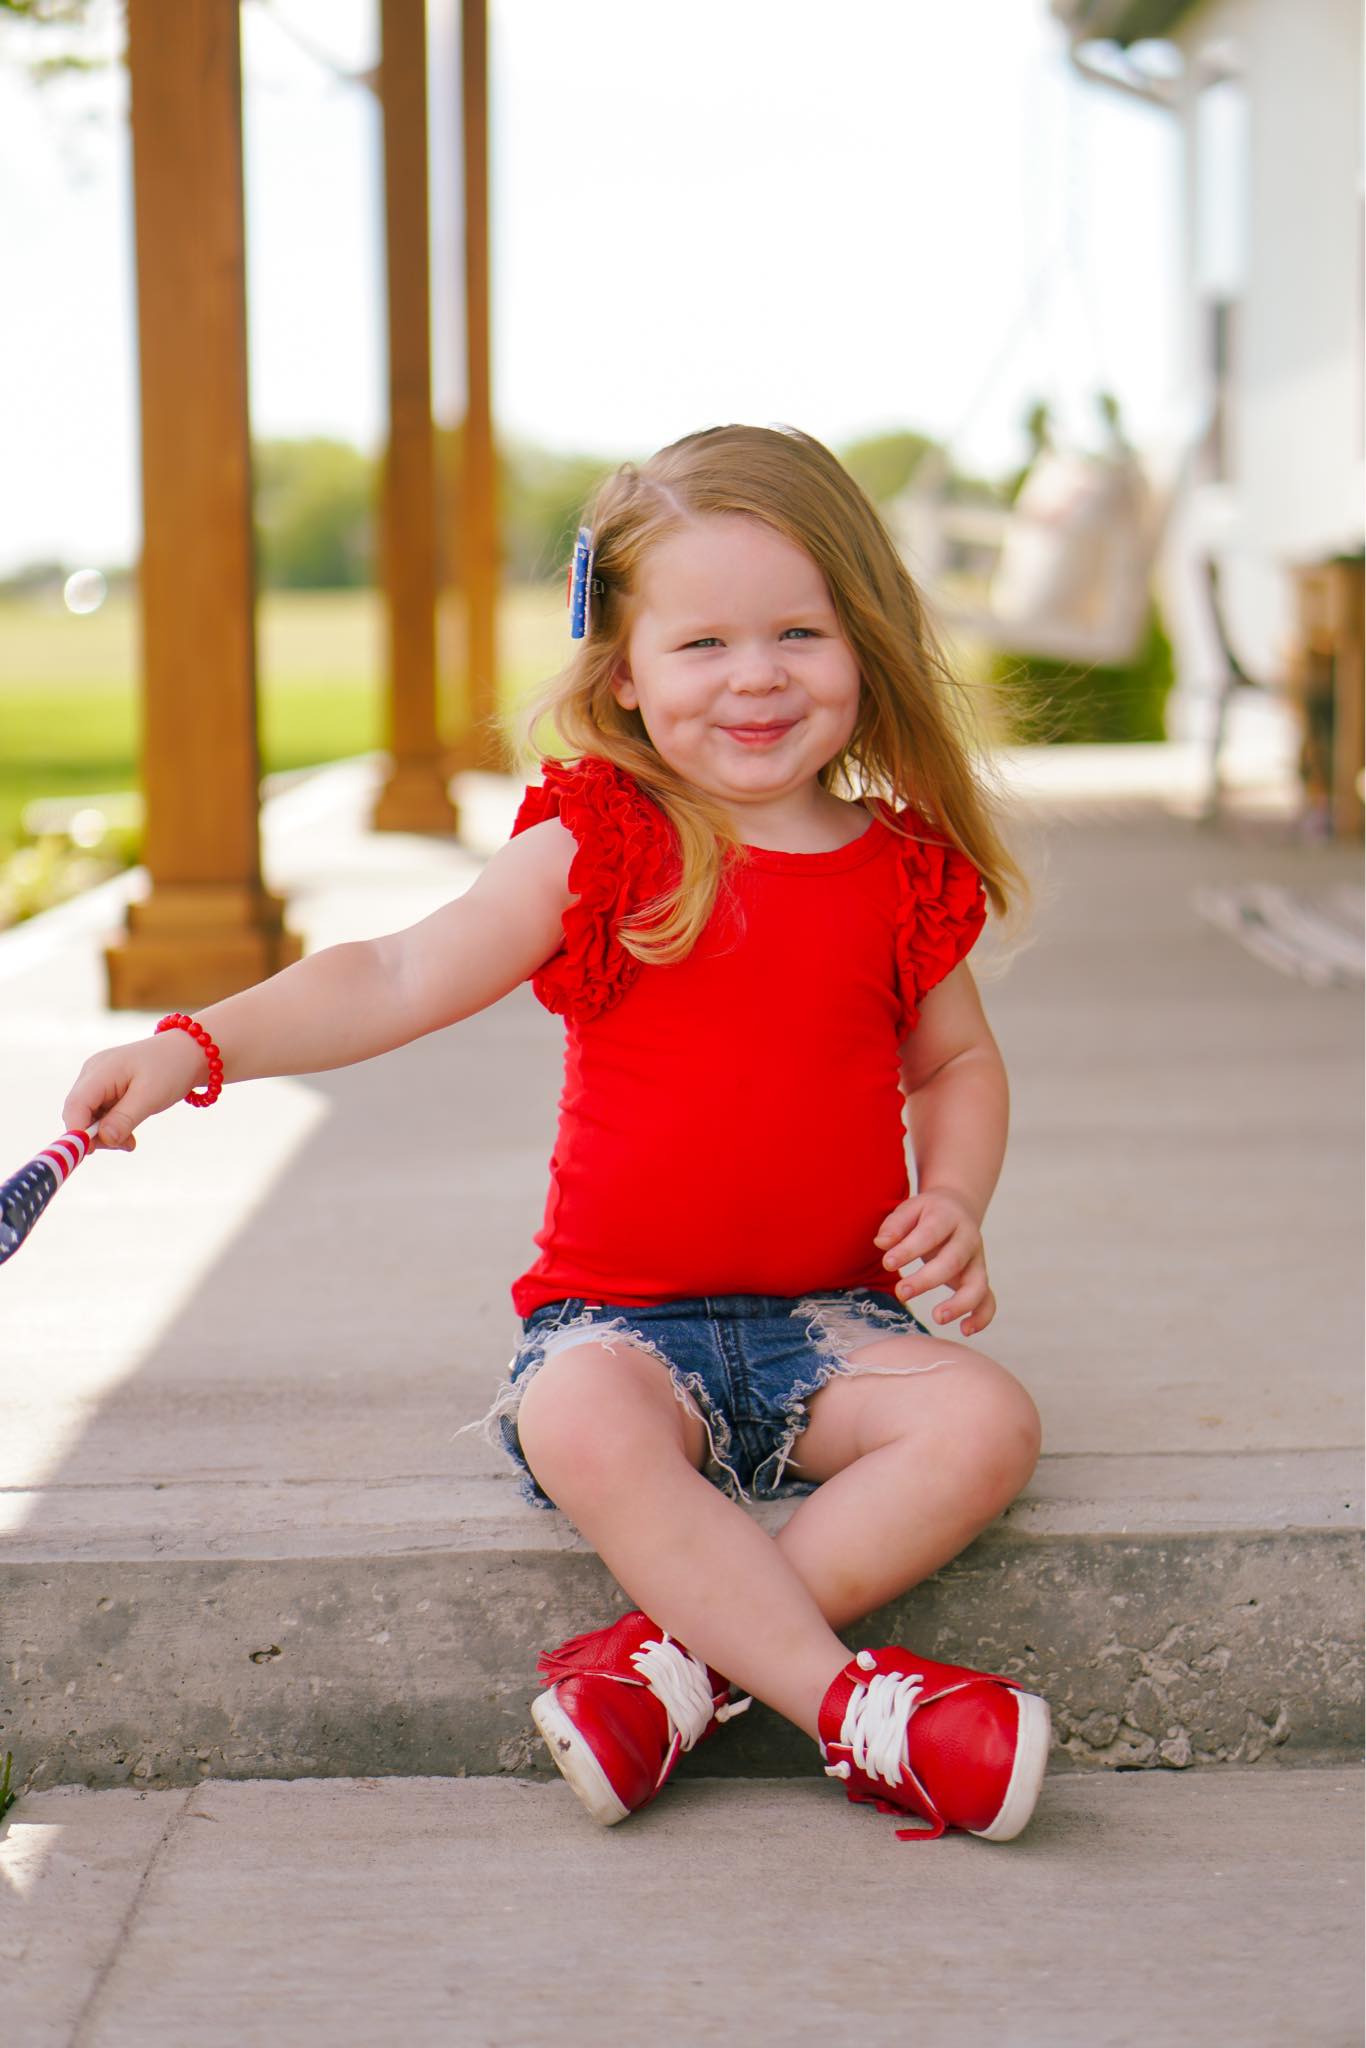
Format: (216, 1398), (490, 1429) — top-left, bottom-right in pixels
(0, 585), (569, 849)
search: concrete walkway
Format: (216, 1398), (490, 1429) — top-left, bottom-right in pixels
(3, 753), (1359, 1467)
(4, 1771), (1362, 2048)
(1, 746), (1362, 2044)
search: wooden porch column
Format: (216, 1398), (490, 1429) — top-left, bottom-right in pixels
(1287, 556), (1365, 838)
(454, 0), (501, 771)
(107, 0), (301, 1010)
(373, 0), (460, 833)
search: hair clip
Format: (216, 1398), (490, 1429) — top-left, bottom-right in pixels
(567, 525), (605, 640)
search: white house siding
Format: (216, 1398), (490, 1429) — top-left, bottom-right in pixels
(1164, 0), (1363, 688)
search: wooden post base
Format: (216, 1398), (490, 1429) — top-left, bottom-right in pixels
(371, 758), (461, 835)
(104, 885), (303, 1012)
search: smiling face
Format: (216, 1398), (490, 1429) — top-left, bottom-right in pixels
(610, 513), (863, 831)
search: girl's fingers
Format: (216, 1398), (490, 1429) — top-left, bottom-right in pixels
(880, 1210), (982, 1276)
(67, 1088), (123, 1142)
(960, 1289), (997, 1336)
(880, 1234), (930, 1273)
(873, 1202), (920, 1246)
(931, 1287), (986, 1326)
(928, 1266), (992, 1327)
(93, 1108), (137, 1150)
(893, 1246), (969, 1302)
(63, 1064), (126, 1136)
(881, 1222), (971, 1276)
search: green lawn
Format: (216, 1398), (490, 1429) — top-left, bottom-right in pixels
(0, 585), (569, 849)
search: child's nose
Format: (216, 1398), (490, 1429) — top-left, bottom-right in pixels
(729, 645), (787, 690)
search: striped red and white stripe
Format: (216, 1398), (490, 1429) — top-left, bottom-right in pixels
(36, 1130), (94, 1183)
(1, 1126), (99, 1268)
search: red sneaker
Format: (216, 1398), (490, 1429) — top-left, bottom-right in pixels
(818, 1647), (1050, 1842)
(530, 1611), (750, 1826)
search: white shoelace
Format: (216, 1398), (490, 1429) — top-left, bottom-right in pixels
(629, 1636), (750, 1752)
(825, 1651), (923, 1788)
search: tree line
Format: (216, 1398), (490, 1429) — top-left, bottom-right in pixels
(253, 427), (945, 590)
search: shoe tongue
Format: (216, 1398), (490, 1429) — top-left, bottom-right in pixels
(535, 1611), (664, 1682)
(536, 1613), (730, 1717)
(817, 1664), (861, 1747)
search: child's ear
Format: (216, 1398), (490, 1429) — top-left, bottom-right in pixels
(610, 662), (639, 711)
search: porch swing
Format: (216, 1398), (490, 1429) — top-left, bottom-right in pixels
(886, 89), (1206, 671)
(891, 419), (1192, 670)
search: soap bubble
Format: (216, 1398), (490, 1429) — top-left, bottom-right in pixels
(63, 569), (108, 615)
(69, 807), (108, 849)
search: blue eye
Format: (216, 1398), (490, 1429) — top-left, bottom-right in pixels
(680, 627), (819, 650)
(684, 629), (816, 647)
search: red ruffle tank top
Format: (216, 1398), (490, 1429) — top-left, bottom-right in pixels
(509, 756), (986, 1317)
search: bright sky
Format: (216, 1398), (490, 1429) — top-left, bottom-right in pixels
(0, 0), (1183, 576)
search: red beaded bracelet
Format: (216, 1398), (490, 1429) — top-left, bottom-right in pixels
(155, 1013), (225, 1108)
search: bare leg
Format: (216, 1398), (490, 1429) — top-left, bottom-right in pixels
(515, 1333), (1040, 1738)
(515, 1342), (848, 1738)
(775, 1334), (1042, 1630)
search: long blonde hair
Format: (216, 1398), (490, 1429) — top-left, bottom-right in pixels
(517, 423), (1028, 965)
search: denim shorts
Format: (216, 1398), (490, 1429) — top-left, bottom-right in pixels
(474, 1286), (941, 1513)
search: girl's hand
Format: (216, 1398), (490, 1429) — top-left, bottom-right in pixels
(61, 1033), (209, 1152)
(873, 1186), (997, 1336)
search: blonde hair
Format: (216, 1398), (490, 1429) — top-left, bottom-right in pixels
(516, 423), (1028, 965)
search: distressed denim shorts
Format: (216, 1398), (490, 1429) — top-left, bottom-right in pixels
(471, 1286), (942, 1513)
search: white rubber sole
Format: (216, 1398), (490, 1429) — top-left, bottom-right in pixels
(972, 1690), (1052, 1842)
(530, 1688), (632, 1827)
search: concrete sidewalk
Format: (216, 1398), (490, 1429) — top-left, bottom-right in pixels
(0, 755), (1361, 1788)
(4, 1771), (1362, 2048)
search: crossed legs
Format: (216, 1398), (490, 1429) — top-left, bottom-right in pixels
(513, 1329), (1041, 1742)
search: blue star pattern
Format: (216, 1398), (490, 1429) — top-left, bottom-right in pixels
(0, 1131), (92, 1267)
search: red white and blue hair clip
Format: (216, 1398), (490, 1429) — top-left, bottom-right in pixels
(567, 525), (604, 640)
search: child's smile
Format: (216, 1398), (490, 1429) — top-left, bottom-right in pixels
(611, 513), (863, 844)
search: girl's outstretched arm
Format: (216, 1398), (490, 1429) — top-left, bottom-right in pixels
(61, 817), (578, 1149)
(873, 963), (1009, 1334)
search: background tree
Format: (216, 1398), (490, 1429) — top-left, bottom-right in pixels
(253, 438), (376, 590)
(838, 428), (939, 505)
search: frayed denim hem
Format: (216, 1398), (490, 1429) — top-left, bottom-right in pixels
(746, 1293), (956, 1496)
(454, 1308), (751, 1510)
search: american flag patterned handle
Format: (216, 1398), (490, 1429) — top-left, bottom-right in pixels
(0, 1128), (96, 1268)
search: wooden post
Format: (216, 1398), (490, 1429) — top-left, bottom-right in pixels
(373, 0), (460, 833)
(107, 0), (301, 1010)
(1328, 558), (1364, 837)
(1288, 557), (1365, 838)
(454, 0), (502, 771)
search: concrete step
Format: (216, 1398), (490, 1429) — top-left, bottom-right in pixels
(5, 1770), (1362, 2048)
(3, 1452), (1360, 1791)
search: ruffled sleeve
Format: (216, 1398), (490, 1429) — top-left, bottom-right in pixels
(888, 808), (988, 1036)
(511, 755), (679, 1023)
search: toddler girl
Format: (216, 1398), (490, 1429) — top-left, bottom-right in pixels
(63, 424), (1049, 1844)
